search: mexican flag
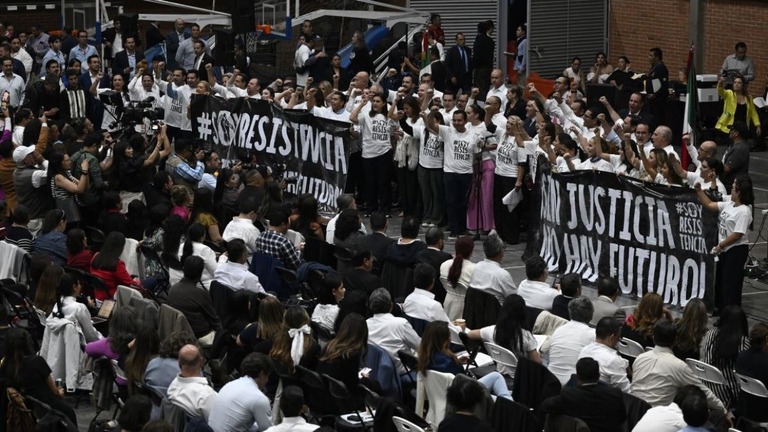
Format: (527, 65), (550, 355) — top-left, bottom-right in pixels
(681, 43), (697, 170)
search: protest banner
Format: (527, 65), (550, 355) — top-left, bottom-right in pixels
(191, 96), (351, 212)
(525, 158), (718, 307)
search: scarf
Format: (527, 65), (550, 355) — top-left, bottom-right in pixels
(288, 324), (311, 366)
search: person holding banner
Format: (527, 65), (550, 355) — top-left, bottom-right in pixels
(696, 176), (754, 314)
(350, 93), (395, 217)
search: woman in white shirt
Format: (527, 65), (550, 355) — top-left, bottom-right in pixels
(493, 117), (526, 244)
(696, 176), (754, 314)
(50, 273), (103, 343)
(350, 93), (394, 216)
(168, 223), (218, 290)
(439, 236), (476, 320)
(311, 274), (346, 334)
(90, 72), (131, 133)
(389, 95), (422, 218)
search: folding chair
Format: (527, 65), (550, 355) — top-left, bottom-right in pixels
(484, 341), (518, 388)
(397, 350), (419, 386)
(393, 416), (426, 432)
(736, 373), (768, 398)
(616, 337), (645, 358)
(323, 374), (372, 431)
(686, 358), (726, 385)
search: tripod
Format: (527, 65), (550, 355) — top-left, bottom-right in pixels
(471, 137), (491, 240)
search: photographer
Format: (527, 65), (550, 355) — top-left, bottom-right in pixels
(71, 133), (110, 227)
(90, 71), (131, 133)
(112, 124), (172, 211)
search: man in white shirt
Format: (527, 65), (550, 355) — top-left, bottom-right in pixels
(578, 317), (630, 392)
(485, 68), (508, 106)
(542, 297), (596, 385)
(294, 36), (312, 87)
(264, 386), (318, 432)
(631, 320), (726, 416)
(439, 90), (458, 120)
(403, 263), (452, 323)
(209, 353), (273, 432)
(311, 90), (350, 122)
(651, 125), (679, 159)
(631, 385), (700, 432)
(366, 288), (421, 374)
(635, 122), (653, 155)
(222, 196), (261, 253)
(222, 71), (261, 100)
(167, 344), (218, 420)
(517, 255), (560, 310)
(326, 193), (365, 244)
(9, 36), (33, 76)
(468, 233), (516, 303)
(428, 110), (481, 237)
(214, 239), (265, 294)
(0, 57), (25, 110)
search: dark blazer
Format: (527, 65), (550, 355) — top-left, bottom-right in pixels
(112, 49), (146, 82)
(429, 60), (448, 93)
(540, 382), (627, 432)
(194, 54), (216, 81)
(145, 24), (164, 49)
(77, 72), (110, 127)
(101, 28), (120, 61)
(341, 267), (382, 295)
(11, 58), (27, 82)
(736, 348), (768, 422)
(416, 248), (452, 303)
(618, 108), (656, 129)
(165, 29), (191, 68)
(550, 295), (572, 321)
(356, 232), (396, 275)
(444, 45), (472, 91)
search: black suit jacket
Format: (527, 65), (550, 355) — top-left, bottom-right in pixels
(540, 382), (626, 432)
(445, 45), (472, 83)
(195, 54), (216, 81)
(550, 295), (572, 320)
(145, 24), (164, 49)
(356, 232), (396, 275)
(429, 61), (448, 93)
(416, 248), (452, 303)
(112, 50), (146, 82)
(341, 268), (382, 296)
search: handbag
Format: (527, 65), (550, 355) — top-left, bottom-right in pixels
(56, 196), (81, 224)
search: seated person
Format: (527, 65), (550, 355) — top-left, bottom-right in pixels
(516, 255), (559, 310)
(50, 273), (102, 342)
(213, 239), (265, 294)
(34, 209), (68, 265)
(167, 344), (218, 420)
(403, 263), (454, 324)
(541, 357), (627, 432)
(4, 204), (33, 252)
(254, 207), (304, 271)
(735, 323), (768, 422)
(90, 231), (141, 300)
(209, 353), (274, 432)
(167, 256), (222, 345)
(310, 274), (345, 334)
(468, 233), (516, 304)
(383, 216), (426, 267)
(144, 332), (199, 397)
(263, 386), (318, 432)
(438, 379), (495, 432)
(366, 288), (421, 374)
(551, 273), (580, 320)
(341, 250), (382, 296)
(65, 228), (93, 272)
(541, 297), (596, 385)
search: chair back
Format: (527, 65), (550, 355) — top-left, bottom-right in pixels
(491, 393), (540, 432)
(209, 280), (235, 327)
(403, 314), (428, 336)
(392, 416), (426, 432)
(63, 266), (110, 300)
(622, 392), (651, 432)
(158, 304), (195, 340)
(543, 413), (590, 432)
(463, 287), (500, 330)
(248, 251), (283, 296)
(416, 370), (454, 427)
(397, 350), (418, 383)
(686, 358), (726, 385)
(381, 261), (415, 301)
(366, 343), (403, 400)
(440, 276), (467, 321)
(484, 342), (519, 369)
(120, 237), (142, 278)
(524, 306), (544, 331)
(616, 337), (645, 358)
(513, 357), (561, 417)
(116, 284), (143, 309)
(334, 245), (354, 274)
(84, 226), (106, 251)
(736, 373), (768, 398)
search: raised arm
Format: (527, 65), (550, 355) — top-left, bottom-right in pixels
(349, 93), (369, 124)
(694, 182), (720, 213)
(599, 96), (622, 124)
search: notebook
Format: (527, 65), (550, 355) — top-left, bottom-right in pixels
(91, 299), (116, 324)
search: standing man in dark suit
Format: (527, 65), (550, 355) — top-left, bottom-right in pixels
(165, 19), (190, 70)
(101, 18), (123, 64)
(78, 54), (107, 128)
(191, 40), (216, 83)
(416, 227), (451, 303)
(356, 212), (395, 276)
(425, 47), (448, 93)
(645, 47), (668, 123)
(144, 21), (164, 63)
(472, 20), (496, 99)
(541, 357), (627, 432)
(111, 34), (145, 83)
(444, 33), (472, 94)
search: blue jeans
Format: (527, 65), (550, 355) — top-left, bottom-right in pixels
(478, 371), (512, 400)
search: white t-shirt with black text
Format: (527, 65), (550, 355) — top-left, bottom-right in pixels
(438, 125), (480, 174)
(357, 110), (393, 159)
(717, 201), (752, 251)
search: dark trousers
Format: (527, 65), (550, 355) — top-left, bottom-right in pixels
(362, 151), (392, 214)
(494, 174), (520, 244)
(443, 172), (472, 235)
(397, 167), (421, 218)
(345, 150), (365, 202)
(418, 166), (445, 225)
(473, 67), (492, 100)
(715, 244), (749, 310)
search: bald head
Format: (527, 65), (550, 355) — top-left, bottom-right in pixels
(353, 72), (369, 90)
(698, 140), (717, 162)
(178, 344), (202, 376)
(652, 126), (673, 148)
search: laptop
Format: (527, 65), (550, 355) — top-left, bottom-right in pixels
(91, 299), (116, 324)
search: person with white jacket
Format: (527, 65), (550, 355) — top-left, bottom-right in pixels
(50, 273), (103, 343)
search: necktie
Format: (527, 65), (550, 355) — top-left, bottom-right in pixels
(460, 48), (468, 71)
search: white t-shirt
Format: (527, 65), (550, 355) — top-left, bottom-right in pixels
(312, 106), (351, 122)
(685, 171), (727, 196)
(411, 122), (444, 169)
(717, 201), (752, 251)
(494, 136), (524, 177)
(294, 44), (311, 86)
(576, 157), (615, 173)
(478, 324), (537, 376)
(356, 110), (393, 159)
(162, 81), (192, 129)
(438, 125), (480, 174)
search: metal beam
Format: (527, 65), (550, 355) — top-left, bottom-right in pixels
(688, 0), (704, 70)
(142, 0), (230, 16)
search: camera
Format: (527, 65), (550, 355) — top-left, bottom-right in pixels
(121, 98), (165, 127)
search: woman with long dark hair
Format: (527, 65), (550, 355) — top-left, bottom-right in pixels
(389, 95), (423, 218)
(47, 150), (88, 226)
(291, 193), (328, 240)
(66, 228), (93, 272)
(213, 167), (243, 213)
(439, 236), (476, 320)
(33, 264), (64, 317)
(623, 292), (670, 347)
(160, 215), (186, 269)
(123, 327), (160, 396)
(190, 188), (223, 244)
(86, 306), (139, 389)
(467, 294), (540, 377)
(333, 208), (363, 251)
(50, 273), (102, 342)
(1, 328), (78, 426)
(673, 298), (709, 360)
(318, 313), (369, 399)
(701, 305), (750, 409)
(167, 223), (217, 289)
(90, 231), (141, 300)
(351, 93), (393, 216)
(697, 176), (754, 312)
(311, 274), (345, 333)
(419, 321), (512, 400)
(269, 306), (320, 373)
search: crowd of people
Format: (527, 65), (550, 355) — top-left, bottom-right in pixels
(0, 11), (763, 432)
